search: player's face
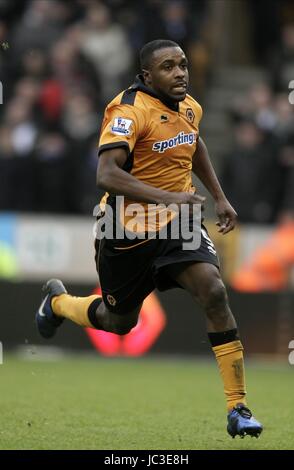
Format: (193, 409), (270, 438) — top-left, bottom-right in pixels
(143, 47), (189, 102)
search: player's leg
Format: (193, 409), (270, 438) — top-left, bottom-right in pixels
(36, 229), (158, 339)
(166, 261), (262, 437)
(87, 297), (142, 335)
(168, 262), (236, 332)
(167, 262), (245, 408)
(36, 278), (142, 339)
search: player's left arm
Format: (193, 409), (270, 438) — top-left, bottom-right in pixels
(192, 136), (237, 234)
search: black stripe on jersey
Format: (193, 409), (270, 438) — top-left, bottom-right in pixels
(120, 88), (137, 105)
(98, 142), (134, 173)
(122, 150), (134, 173)
(98, 141), (130, 156)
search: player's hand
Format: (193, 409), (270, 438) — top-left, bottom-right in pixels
(215, 199), (237, 234)
(162, 191), (206, 211)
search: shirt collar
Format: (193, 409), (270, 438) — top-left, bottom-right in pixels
(130, 74), (179, 112)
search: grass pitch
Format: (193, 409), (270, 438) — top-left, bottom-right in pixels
(1, 354), (293, 450)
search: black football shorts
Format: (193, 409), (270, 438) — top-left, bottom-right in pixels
(95, 219), (219, 314)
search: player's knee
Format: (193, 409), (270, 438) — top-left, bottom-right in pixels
(202, 280), (228, 314)
(112, 318), (138, 335)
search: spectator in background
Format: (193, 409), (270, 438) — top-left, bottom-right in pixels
(0, 123), (36, 211)
(161, 0), (209, 97)
(271, 23), (294, 92)
(61, 92), (99, 142)
(279, 134), (294, 221)
(34, 132), (71, 213)
(0, 94), (39, 211)
(248, 83), (277, 132)
(14, 77), (41, 108)
(39, 38), (100, 125)
(61, 92), (102, 212)
(160, 0), (192, 49)
(3, 96), (39, 156)
(221, 119), (284, 224)
(75, 2), (132, 103)
(0, 20), (13, 104)
(227, 79), (294, 224)
(248, 0), (280, 64)
(230, 82), (276, 132)
(273, 93), (294, 141)
(10, 0), (65, 67)
(18, 48), (48, 82)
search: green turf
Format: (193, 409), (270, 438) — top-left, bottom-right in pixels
(1, 354), (293, 450)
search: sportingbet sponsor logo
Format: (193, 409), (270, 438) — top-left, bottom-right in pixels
(111, 117), (133, 136)
(289, 80), (294, 105)
(152, 131), (197, 153)
(289, 340), (294, 365)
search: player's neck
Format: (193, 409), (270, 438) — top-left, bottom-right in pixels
(134, 74), (179, 112)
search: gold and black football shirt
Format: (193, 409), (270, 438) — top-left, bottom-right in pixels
(98, 75), (202, 232)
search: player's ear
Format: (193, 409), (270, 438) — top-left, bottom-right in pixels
(142, 69), (151, 86)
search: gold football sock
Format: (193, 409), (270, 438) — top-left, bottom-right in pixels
(212, 340), (247, 411)
(51, 294), (101, 328)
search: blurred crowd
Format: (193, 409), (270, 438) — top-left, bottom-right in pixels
(220, 13), (294, 225)
(0, 0), (293, 224)
(222, 79), (294, 225)
(0, 0), (208, 214)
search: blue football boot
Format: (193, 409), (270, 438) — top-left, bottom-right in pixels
(36, 279), (67, 339)
(227, 403), (263, 438)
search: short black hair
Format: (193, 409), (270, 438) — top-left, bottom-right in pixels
(140, 39), (180, 70)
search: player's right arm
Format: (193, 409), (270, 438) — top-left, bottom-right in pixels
(97, 147), (204, 206)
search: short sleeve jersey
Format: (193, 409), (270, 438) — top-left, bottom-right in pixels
(98, 75), (202, 232)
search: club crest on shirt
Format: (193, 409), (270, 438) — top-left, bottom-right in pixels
(111, 117), (133, 136)
(186, 108), (195, 123)
(107, 294), (117, 306)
